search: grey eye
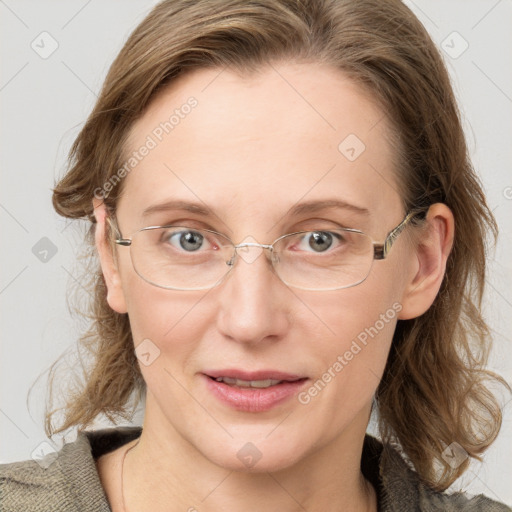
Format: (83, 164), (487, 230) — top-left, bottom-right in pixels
(167, 230), (205, 252)
(301, 231), (334, 252)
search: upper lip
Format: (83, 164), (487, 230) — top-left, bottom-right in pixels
(204, 369), (306, 381)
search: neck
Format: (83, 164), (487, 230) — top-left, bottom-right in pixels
(122, 403), (376, 512)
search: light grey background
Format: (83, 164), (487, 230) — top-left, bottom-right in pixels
(1, 0), (511, 505)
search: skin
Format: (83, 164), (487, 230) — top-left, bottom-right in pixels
(93, 62), (454, 512)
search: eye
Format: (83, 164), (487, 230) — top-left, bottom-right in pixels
(296, 231), (344, 253)
(163, 229), (211, 252)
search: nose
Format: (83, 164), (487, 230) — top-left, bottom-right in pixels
(215, 244), (290, 346)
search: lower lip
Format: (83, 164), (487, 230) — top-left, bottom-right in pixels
(203, 374), (308, 412)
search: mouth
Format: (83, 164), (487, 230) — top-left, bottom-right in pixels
(203, 369), (307, 388)
(207, 375), (306, 388)
(202, 370), (309, 412)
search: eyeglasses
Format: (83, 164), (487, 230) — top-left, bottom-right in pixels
(109, 210), (423, 291)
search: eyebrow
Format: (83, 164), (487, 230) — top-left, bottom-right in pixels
(287, 199), (370, 217)
(142, 200), (211, 218)
(141, 198), (370, 219)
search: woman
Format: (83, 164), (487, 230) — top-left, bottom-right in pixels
(1, 0), (510, 510)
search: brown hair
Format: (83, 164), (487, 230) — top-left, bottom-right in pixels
(46, 0), (508, 490)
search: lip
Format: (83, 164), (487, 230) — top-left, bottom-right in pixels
(201, 370), (309, 413)
(203, 369), (306, 381)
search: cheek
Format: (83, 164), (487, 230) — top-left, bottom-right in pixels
(125, 278), (213, 348)
(298, 268), (402, 409)
(305, 261), (401, 346)
(123, 282), (217, 408)
(125, 278), (224, 378)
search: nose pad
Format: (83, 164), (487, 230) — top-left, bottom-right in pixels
(271, 251), (280, 265)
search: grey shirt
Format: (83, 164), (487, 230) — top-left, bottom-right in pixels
(1, 426), (510, 511)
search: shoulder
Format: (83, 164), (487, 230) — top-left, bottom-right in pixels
(367, 436), (512, 511)
(0, 456), (66, 512)
(0, 426), (141, 512)
(0, 436), (93, 512)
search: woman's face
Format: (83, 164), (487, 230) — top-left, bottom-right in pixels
(100, 62), (421, 471)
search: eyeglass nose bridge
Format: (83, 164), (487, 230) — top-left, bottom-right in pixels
(227, 241), (276, 267)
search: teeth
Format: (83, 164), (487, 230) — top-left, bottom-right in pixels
(214, 377), (282, 388)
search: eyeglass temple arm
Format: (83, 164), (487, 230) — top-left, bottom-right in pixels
(105, 215), (132, 246)
(373, 210), (422, 260)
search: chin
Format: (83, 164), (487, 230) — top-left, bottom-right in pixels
(199, 436), (308, 473)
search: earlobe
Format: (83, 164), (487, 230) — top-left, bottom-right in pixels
(398, 203), (455, 320)
(92, 198), (128, 314)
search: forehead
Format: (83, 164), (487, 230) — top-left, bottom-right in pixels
(117, 62), (403, 234)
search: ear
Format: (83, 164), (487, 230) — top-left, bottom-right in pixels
(398, 203), (454, 320)
(92, 198), (128, 314)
